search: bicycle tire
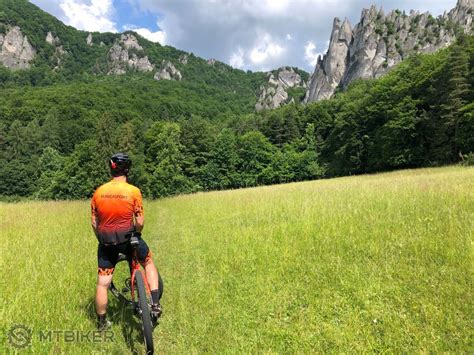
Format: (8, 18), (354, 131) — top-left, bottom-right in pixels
(135, 271), (154, 354)
(158, 272), (164, 300)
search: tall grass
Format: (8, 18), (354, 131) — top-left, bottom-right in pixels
(1, 166), (473, 353)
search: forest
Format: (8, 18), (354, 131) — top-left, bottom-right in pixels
(0, 33), (472, 199)
(0, 1), (472, 199)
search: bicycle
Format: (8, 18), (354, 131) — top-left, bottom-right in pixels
(109, 232), (164, 355)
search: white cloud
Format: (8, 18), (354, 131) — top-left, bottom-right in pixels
(252, 0), (291, 15)
(124, 26), (166, 45)
(229, 48), (245, 68)
(31, 0), (459, 71)
(59, 0), (117, 32)
(250, 34), (284, 65)
(304, 41), (324, 67)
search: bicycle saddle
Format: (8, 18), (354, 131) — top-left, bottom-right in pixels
(117, 253), (128, 262)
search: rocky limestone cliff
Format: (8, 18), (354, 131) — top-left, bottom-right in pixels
(256, 67), (306, 111)
(154, 60), (182, 81)
(45, 31), (66, 69)
(179, 54), (188, 65)
(305, 0), (473, 103)
(108, 33), (154, 75)
(46, 31), (59, 46)
(86, 33), (93, 46)
(0, 26), (35, 70)
(304, 18), (352, 102)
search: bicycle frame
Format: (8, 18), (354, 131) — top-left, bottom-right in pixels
(109, 235), (152, 309)
(129, 241), (151, 303)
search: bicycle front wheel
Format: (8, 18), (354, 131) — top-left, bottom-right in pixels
(135, 271), (154, 354)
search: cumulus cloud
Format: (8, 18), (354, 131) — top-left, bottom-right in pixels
(304, 41), (326, 67)
(123, 0), (457, 71)
(123, 25), (166, 44)
(250, 34), (284, 65)
(31, 0), (459, 71)
(59, 0), (117, 32)
(229, 48), (245, 69)
(135, 28), (166, 44)
(125, 0), (352, 71)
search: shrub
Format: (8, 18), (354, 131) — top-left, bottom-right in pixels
(461, 153), (474, 166)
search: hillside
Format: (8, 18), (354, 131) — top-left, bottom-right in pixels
(0, 1), (472, 199)
(0, 0), (310, 110)
(2, 166), (473, 352)
(0, 34), (472, 199)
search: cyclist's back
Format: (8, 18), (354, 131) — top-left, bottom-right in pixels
(92, 180), (143, 246)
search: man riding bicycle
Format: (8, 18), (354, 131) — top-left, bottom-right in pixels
(91, 153), (162, 330)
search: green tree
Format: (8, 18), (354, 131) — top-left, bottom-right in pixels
(144, 121), (193, 197)
(237, 131), (276, 187)
(295, 123), (325, 179)
(179, 115), (215, 180)
(35, 147), (64, 199)
(6, 120), (25, 159)
(59, 140), (107, 198)
(41, 109), (61, 150)
(439, 34), (471, 160)
(200, 128), (239, 189)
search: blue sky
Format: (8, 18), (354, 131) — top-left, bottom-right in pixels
(30, 0), (459, 72)
(114, 0), (161, 32)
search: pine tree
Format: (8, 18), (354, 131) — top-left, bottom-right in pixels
(440, 34), (471, 160)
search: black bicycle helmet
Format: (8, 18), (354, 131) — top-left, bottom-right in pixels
(109, 152), (132, 177)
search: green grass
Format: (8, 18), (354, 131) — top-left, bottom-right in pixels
(1, 166), (473, 353)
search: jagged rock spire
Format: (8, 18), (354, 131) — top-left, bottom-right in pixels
(304, 17), (352, 102)
(305, 0), (473, 103)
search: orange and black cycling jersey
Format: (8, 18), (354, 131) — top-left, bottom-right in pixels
(91, 180), (143, 245)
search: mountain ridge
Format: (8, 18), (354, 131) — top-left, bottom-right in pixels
(305, 0), (473, 103)
(1, 0), (471, 110)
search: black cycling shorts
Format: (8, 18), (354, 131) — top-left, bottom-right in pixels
(97, 236), (152, 276)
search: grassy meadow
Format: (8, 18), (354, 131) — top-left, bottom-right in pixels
(1, 166), (473, 353)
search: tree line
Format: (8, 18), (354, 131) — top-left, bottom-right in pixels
(0, 35), (472, 199)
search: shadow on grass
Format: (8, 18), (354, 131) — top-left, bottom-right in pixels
(85, 295), (145, 354)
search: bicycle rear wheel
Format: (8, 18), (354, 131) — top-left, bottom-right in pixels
(158, 272), (164, 300)
(135, 271), (154, 354)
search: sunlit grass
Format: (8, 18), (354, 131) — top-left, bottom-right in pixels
(1, 166), (473, 353)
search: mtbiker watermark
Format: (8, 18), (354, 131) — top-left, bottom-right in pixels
(7, 324), (114, 349)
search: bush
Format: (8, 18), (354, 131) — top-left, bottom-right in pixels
(461, 152), (474, 166)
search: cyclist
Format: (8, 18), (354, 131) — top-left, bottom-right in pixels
(91, 152), (162, 330)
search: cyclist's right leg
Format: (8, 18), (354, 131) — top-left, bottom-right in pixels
(134, 237), (162, 320)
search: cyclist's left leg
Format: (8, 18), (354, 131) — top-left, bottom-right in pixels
(96, 244), (118, 329)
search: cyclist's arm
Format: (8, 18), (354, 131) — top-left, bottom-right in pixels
(134, 189), (144, 232)
(135, 215), (144, 232)
(91, 195), (99, 238)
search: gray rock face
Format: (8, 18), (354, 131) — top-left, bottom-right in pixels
(120, 33), (143, 50)
(256, 67), (305, 111)
(0, 26), (35, 70)
(87, 33), (93, 46)
(45, 31), (59, 45)
(107, 34), (154, 75)
(179, 54), (188, 64)
(45, 31), (66, 69)
(278, 67), (303, 87)
(305, 18), (352, 102)
(154, 60), (182, 81)
(449, 0), (473, 30)
(305, 0), (473, 103)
